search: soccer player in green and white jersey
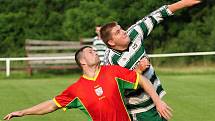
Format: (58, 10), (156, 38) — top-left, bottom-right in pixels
(100, 0), (201, 121)
(93, 25), (107, 65)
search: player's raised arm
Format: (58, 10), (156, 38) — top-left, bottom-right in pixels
(138, 76), (173, 120)
(168, 0), (201, 13)
(128, 0), (201, 40)
(3, 100), (59, 120)
(128, 5), (173, 39)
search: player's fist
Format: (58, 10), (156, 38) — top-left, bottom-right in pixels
(180, 0), (201, 7)
(136, 57), (150, 73)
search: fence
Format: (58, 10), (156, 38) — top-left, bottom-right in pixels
(1, 51), (215, 77)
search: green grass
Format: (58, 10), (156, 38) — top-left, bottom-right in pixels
(161, 74), (215, 121)
(0, 68), (215, 121)
(0, 74), (88, 121)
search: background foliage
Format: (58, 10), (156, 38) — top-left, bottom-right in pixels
(0, 0), (214, 65)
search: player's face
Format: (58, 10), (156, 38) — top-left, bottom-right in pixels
(95, 26), (101, 36)
(82, 47), (100, 66)
(109, 25), (130, 50)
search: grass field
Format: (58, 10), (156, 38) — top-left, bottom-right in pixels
(0, 67), (215, 121)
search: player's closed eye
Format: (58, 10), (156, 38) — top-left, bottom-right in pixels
(115, 31), (119, 35)
(88, 50), (92, 53)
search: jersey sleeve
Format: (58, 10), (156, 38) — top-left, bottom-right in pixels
(127, 5), (173, 39)
(53, 85), (91, 120)
(53, 86), (77, 111)
(104, 49), (119, 66)
(113, 66), (140, 90)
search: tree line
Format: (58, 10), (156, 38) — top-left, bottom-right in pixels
(0, 0), (214, 65)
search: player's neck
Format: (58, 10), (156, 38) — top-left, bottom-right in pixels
(97, 35), (101, 39)
(113, 45), (128, 52)
(112, 41), (130, 52)
(83, 65), (100, 79)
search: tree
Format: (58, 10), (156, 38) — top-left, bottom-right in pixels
(63, 0), (117, 40)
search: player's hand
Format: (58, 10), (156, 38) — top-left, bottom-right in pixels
(180, 0), (201, 7)
(136, 57), (150, 73)
(3, 111), (24, 120)
(155, 101), (173, 120)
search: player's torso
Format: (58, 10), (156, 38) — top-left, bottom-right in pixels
(74, 66), (131, 121)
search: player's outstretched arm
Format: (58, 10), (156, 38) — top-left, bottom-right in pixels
(138, 76), (173, 120)
(3, 100), (59, 120)
(168, 0), (201, 13)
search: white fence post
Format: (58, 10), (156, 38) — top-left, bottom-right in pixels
(6, 59), (10, 77)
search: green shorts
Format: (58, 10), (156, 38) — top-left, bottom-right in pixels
(129, 107), (167, 121)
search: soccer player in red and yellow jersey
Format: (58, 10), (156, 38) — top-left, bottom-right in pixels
(3, 46), (172, 121)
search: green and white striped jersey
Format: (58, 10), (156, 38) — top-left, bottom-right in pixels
(104, 5), (173, 114)
(93, 36), (107, 65)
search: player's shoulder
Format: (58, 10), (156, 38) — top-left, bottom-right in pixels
(101, 65), (123, 70)
(67, 78), (83, 88)
(108, 49), (122, 57)
(61, 80), (79, 94)
(104, 49), (117, 62)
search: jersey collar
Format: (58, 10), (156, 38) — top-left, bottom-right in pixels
(82, 67), (101, 81)
(111, 41), (132, 54)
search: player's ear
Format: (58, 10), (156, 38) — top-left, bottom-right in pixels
(79, 58), (86, 66)
(108, 39), (115, 47)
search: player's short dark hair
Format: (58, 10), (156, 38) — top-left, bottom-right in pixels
(75, 46), (92, 69)
(100, 22), (118, 48)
